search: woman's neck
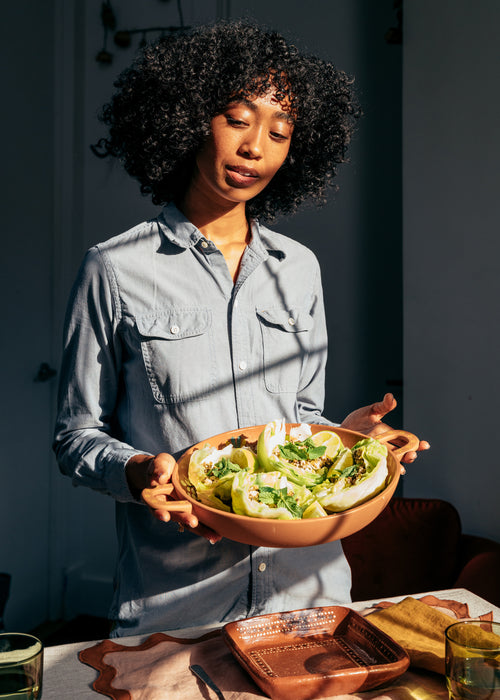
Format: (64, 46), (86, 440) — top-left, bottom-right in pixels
(178, 189), (251, 282)
(179, 186), (248, 240)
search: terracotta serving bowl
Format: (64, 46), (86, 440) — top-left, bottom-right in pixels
(143, 424), (419, 548)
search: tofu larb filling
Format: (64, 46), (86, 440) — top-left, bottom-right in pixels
(271, 447), (334, 473)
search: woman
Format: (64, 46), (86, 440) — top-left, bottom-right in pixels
(54, 20), (428, 637)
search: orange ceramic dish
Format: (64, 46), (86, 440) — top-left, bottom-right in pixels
(222, 605), (410, 699)
(142, 425), (419, 548)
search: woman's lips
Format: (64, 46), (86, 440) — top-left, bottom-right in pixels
(225, 165), (260, 187)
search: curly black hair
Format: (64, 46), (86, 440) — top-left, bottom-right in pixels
(94, 20), (360, 221)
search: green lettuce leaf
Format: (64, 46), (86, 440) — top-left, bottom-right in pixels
(312, 437), (389, 512)
(257, 420), (330, 487)
(231, 471), (304, 519)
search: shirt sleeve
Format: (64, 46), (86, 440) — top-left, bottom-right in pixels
(53, 247), (148, 503)
(296, 259), (339, 428)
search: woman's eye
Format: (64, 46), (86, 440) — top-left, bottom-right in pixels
(226, 116), (247, 127)
(271, 131), (289, 141)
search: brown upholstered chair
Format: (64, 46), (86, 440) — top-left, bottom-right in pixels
(342, 497), (500, 607)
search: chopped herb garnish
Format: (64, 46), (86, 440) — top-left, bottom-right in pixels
(278, 437), (326, 462)
(208, 457), (241, 479)
(258, 486), (277, 505)
(258, 485), (303, 518)
(340, 465), (358, 479)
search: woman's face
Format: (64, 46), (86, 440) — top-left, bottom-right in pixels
(191, 91), (294, 208)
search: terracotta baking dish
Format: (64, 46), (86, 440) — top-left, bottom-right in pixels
(142, 424), (418, 548)
(222, 605), (410, 699)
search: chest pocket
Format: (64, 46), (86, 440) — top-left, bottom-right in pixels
(256, 307), (313, 393)
(135, 309), (216, 405)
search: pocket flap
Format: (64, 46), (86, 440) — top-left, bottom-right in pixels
(256, 308), (313, 333)
(135, 309), (211, 340)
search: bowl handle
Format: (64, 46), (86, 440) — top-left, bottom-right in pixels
(375, 429), (420, 460)
(142, 483), (193, 514)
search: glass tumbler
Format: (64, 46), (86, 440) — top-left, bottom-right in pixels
(0, 633), (43, 699)
(446, 620), (500, 700)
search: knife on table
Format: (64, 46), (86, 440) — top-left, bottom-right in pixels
(189, 664), (225, 699)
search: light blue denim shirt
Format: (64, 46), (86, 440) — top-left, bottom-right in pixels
(54, 203), (351, 637)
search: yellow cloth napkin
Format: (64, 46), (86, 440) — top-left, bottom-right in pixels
(367, 597), (456, 675)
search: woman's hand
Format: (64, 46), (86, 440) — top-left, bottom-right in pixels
(340, 393), (430, 465)
(126, 453), (222, 544)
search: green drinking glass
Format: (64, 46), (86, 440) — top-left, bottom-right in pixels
(0, 633), (43, 699)
(446, 620), (500, 700)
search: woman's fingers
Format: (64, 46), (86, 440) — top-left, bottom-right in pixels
(153, 508), (221, 544)
(142, 453), (222, 542)
(369, 392), (397, 420)
(149, 452), (176, 485)
(400, 440), (431, 464)
(153, 508), (198, 528)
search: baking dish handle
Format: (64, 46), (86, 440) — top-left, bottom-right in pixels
(142, 483), (193, 514)
(375, 429), (420, 460)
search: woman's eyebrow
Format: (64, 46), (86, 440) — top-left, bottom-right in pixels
(274, 110), (295, 125)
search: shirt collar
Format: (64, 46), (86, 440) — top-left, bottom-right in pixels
(157, 202), (201, 248)
(157, 202), (286, 261)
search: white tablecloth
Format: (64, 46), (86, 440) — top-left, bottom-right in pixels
(41, 588), (500, 699)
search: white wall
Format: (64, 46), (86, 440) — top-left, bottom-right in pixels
(0, 2), (55, 632)
(402, 1), (500, 541)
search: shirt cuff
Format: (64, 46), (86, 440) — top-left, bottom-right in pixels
(102, 447), (153, 503)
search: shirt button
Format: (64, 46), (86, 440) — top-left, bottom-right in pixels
(200, 240), (209, 249)
(258, 562), (267, 572)
(170, 325), (180, 335)
(288, 317), (296, 326)
(238, 360), (247, 371)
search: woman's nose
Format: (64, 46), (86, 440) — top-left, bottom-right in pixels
(238, 129), (263, 159)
